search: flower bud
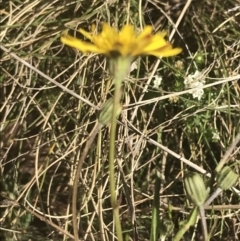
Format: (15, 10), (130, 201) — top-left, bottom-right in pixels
(98, 98), (122, 125)
(217, 166), (238, 190)
(184, 172), (209, 206)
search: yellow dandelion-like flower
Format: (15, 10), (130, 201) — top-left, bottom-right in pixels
(61, 23), (182, 58)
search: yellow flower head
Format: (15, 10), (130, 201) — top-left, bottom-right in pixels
(61, 23), (182, 58)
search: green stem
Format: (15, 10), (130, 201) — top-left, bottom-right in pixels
(199, 206), (209, 241)
(173, 206), (198, 241)
(150, 170), (160, 241)
(109, 76), (123, 241)
(108, 56), (131, 241)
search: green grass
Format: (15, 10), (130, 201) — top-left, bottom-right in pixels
(1, 0), (240, 240)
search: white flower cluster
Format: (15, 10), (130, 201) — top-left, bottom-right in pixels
(153, 75), (162, 89)
(184, 70), (206, 101)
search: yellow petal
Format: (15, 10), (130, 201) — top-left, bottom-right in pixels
(142, 36), (168, 52)
(61, 31), (103, 53)
(78, 28), (93, 41)
(101, 24), (118, 39)
(120, 25), (135, 39)
(149, 47), (182, 57)
(137, 26), (153, 40)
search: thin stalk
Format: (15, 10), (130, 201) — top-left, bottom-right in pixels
(108, 56), (131, 241)
(150, 170), (161, 241)
(204, 188), (222, 207)
(198, 206), (209, 241)
(109, 76), (123, 241)
(72, 122), (102, 241)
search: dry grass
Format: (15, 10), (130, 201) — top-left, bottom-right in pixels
(1, 0), (240, 240)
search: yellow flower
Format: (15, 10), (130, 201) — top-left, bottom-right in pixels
(61, 23), (182, 58)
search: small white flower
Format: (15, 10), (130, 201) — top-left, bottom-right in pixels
(192, 88), (204, 101)
(212, 132), (220, 141)
(153, 75), (162, 89)
(184, 70), (204, 87)
(174, 60), (184, 70)
(184, 70), (206, 100)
